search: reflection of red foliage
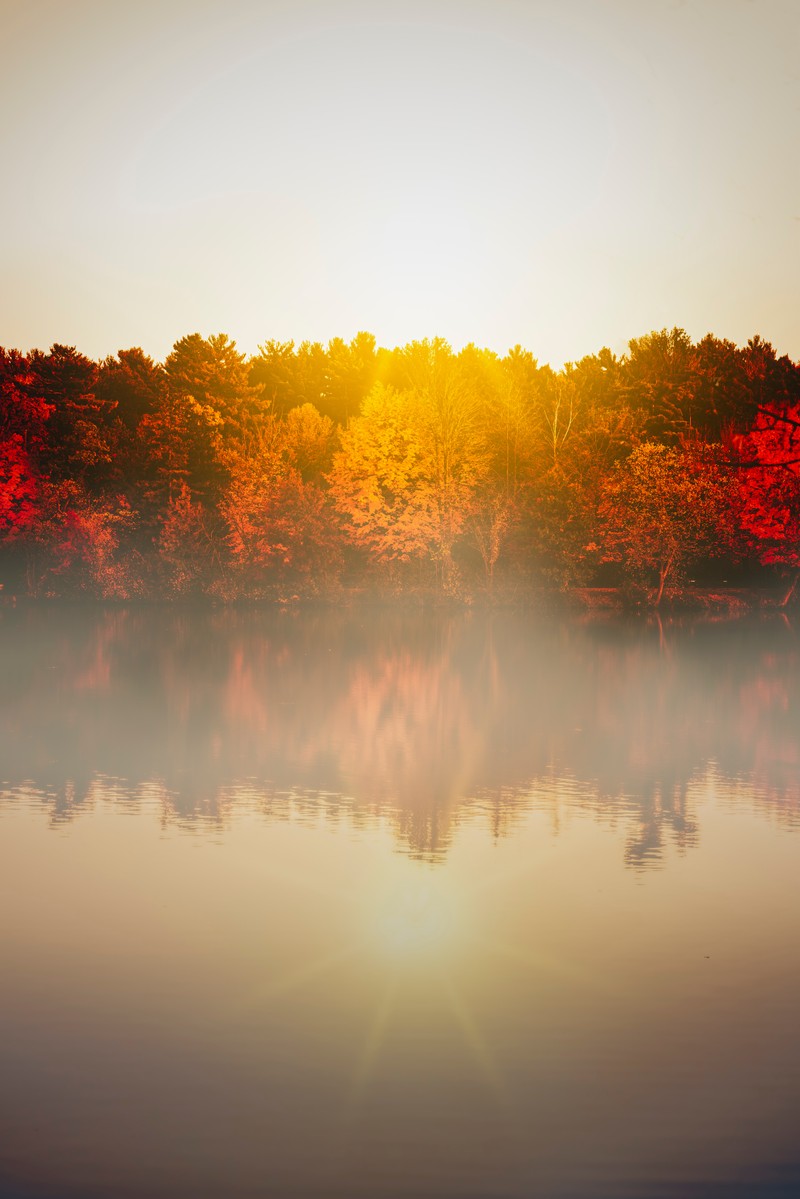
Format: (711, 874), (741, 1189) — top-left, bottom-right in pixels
(0, 436), (39, 538)
(734, 403), (800, 566)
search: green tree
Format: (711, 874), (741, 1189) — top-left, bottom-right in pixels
(456, 345), (543, 592)
(166, 333), (264, 441)
(152, 333), (263, 506)
(322, 332), (379, 425)
(622, 328), (695, 443)
(29, 344), (113, 482)
(95, 347), (165, 434)
(248, 340), (300, 415)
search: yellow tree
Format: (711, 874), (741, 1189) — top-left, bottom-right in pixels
(283, 403), (336, 481)
(455, 345), (527, 591)
(330, 341), (490, 591)
(397, 339), (489, 589)
(327, 383), (439, 573)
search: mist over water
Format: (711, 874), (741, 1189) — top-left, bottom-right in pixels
(2, 605), (798, 859)
(1, 606), (799, 1198)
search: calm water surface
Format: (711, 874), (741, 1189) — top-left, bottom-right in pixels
(0, 606), (798, 1199)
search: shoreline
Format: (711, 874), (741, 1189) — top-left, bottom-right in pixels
(0, 582), (795, 617)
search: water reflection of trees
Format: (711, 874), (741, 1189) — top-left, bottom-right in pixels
(0, 606), (797, 865)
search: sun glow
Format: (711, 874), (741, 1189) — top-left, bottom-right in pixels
(369, 873), (464, 962)
(1, 3), (797, 366)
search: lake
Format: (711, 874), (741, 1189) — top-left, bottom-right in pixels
(1, 605), (798, 1199)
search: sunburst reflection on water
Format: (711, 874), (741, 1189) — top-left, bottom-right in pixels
(0, 606), (799, 1198)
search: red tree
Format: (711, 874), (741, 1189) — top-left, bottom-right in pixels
(0, 436), (39, 538)
(734, 400), (800, 603)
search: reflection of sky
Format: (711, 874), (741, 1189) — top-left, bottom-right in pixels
(1, 737), (799, 1198)
(0, 607), (798, 864)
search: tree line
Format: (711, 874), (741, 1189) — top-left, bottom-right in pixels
(0, 328), (798, 605)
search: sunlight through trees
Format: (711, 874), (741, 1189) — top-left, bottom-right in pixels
(0, 328), (797, 605)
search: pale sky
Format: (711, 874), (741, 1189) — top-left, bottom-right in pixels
(1, 0), (797, 367)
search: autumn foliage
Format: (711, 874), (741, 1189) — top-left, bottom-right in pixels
(0, 329), (797, 605)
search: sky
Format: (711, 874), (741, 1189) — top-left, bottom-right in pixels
(1, 0), (797, 368)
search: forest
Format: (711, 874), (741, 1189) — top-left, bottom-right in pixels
(0, 328), (798, 607)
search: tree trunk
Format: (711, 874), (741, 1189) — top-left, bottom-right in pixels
(779, 569), (799, 608)
(654, 554), (674, 607)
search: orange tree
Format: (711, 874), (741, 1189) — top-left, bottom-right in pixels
(600, 440), (738, 605)
(220, 408), (340, 596)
